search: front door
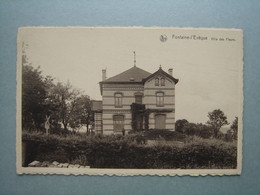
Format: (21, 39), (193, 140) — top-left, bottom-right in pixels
(113, 115), (124, 132)
(136, 114), (143, 130)
(155, 114), (166, 129)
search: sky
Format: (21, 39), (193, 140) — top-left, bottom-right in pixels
(18, 27), (243, 124)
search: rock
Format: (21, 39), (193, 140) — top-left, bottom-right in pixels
(58, 164), (63, 168)
(79, 166), (85, 168)
(84, 166), (90, 169)
(28, 161), (40, 167)
(41, 161), (50, 167)
(69, 165), (75, 168)
(62, 163), (69, 168)
(52, 161), (59, 166)
(74, 164), (80, 168)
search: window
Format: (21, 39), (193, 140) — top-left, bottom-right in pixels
(135, 95), (143, 104)
(155, 114), (166, 129)
(156, 92), (164, 107)
(161, 78), (165, 86)
(155, 78), (159, 86)
(113, 115), (124, 131)
(155, 77), (165, 86)
(114, 93), (123, 107)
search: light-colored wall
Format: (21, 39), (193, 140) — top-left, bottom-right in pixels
(101, 73), (176, 134)
(101, 83), (143, 134)
(144, 74), (176, 130)
(94, 112), (103, 134)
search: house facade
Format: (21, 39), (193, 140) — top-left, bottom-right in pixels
(95, 65), (178, 135)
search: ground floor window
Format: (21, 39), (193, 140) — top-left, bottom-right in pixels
(113, 115), (124, 132)
(155, 114), (166, 129)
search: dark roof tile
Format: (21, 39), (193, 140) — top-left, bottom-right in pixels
(103, 66), (151, 83)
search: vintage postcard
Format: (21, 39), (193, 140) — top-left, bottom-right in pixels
(16, 27), (243, 176)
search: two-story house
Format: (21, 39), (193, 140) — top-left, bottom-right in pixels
(95, 65), (178, 135)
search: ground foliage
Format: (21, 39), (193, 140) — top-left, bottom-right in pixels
(22, 130), (237, 169)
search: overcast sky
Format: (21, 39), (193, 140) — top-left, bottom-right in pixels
(18, 27), (243, 124)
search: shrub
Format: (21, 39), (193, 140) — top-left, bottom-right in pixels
(22, 130), (237, 169)
(175, 119), (189, 133)
(144, 129), (186, 141)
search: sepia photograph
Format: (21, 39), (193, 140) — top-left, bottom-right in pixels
(16, 27), (243, 175)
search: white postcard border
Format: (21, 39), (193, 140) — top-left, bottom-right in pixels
(16, 26), (243, 176)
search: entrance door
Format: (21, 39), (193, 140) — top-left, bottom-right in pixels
(155, 114), (166, 129)
(113, 115), (124, 132)
(136, 114), (143, 130)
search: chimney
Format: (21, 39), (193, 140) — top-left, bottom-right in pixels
(102, 69), (106, 81)
(168, 68), (173, 76)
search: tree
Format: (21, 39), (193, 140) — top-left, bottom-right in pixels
(195, 123), (214, 139)
(73, 95), (93, 134)
(22, 43), (51, 130)
(175, 119), (189, 133)
(181, 122), (212, 138)
(50, 81), (80, 131)
(230, 117), (238, 140)
(22, 64), (49, 130)
(206, 109), (229, 138)
(182, 122), (197, 136)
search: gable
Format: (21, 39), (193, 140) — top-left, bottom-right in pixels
(143, 67), (179, 85)
(144, 74), (175, 88)
(145, 73), (173, 83)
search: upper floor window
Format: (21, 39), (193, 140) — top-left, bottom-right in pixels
(135, 95), (143, 104)
(114, 93), (123, 107)
(161, 78), (165, 86)
(155, 77), (165, 86)
(156, 92), (164, 107)
(155, 78), (159, 86)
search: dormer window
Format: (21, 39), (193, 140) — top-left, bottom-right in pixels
(155, 77), (165, 86)
(114, 93), (123, 107)
(155, 78), (159, 86)
(161, 78), (165, 86)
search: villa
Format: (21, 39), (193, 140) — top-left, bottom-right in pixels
(93, 63), (179, 135)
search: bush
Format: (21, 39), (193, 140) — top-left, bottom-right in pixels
(143, 129), (186, 141)
(22, 131), (237, 169)
(183, 123), (214, 139)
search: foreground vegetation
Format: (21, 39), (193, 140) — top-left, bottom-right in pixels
(22, 130), (237, 169)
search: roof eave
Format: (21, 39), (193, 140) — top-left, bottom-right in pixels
(100, 81), (143, 84)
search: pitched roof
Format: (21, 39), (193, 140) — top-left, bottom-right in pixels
(102, 66), (151, 83)
(142, 67), (179, 84)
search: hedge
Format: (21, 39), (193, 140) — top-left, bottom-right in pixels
(22, 131), (237, 169)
